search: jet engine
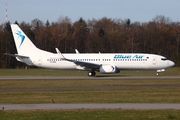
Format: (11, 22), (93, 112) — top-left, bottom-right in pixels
(99, 65), (120, 74)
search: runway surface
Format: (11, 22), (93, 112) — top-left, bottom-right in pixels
(1, 103), (180, 110)
(1, 75), (180, 80)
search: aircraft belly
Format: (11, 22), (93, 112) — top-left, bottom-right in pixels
(57, 62), (76, 69)
(18, 58), (34, 66)
(44, 61), (76, 69)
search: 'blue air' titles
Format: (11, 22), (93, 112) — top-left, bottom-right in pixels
(114, 55), (144, 59)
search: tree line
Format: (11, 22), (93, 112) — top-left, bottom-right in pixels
(0, 15), (180, 68)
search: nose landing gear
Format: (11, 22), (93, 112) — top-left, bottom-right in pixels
(156, 69), (165, 76)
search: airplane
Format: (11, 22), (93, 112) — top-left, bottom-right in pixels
(6, 24), (175, 76)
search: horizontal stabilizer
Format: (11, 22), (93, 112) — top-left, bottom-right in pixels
(4, 53), (29, 58)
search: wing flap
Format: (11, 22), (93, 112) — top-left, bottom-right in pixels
(74, 61), (100, 69)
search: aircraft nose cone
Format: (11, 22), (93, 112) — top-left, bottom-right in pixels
(169, 61), (175, 67)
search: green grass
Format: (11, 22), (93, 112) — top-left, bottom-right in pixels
(0, 67), (179, 76)
(0, 68), (180, 119)
(0, 68), (180, 103)
(1, 109), (180, 120)
(1, 79), (180, 103)
(0, 69), (86, 76)
(0, 79), (180, 88)
(1, 88), (180, 103)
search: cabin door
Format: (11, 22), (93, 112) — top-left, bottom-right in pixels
(38, 57), (42, 66)
(152, 56), (156, 65)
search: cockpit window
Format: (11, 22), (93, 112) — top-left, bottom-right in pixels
(161, 58), (168, 61)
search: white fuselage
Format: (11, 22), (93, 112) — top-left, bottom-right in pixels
(17, 51), (175, 71)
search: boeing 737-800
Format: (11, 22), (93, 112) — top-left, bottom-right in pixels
(6, 24), (175, 76)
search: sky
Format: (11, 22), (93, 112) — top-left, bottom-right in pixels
(0, 0), (180, 24)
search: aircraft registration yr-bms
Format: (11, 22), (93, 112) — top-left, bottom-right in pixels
(5, 24), (175, 76)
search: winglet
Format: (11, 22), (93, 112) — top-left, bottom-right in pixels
(55, 48), (61, 54)
(55, 48), (65, 59)
(75, 49), (80, 54)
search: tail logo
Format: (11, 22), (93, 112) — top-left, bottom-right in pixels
(15, 30), (25, 48)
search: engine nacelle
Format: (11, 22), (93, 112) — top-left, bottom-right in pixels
(99, 65), (120, 74)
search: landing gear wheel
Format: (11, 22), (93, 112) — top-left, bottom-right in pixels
(88, 71), (96, 76)
(156, 73), (159, 76)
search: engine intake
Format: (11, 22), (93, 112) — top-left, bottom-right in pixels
(99, 65), (120, 74)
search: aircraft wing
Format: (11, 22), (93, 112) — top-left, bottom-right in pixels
(4, 53), (29, 59)
(55, 48), (100, 70)
(68, 59), (100, 69)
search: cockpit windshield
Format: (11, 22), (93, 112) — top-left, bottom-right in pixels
(161, 58), (168, 61)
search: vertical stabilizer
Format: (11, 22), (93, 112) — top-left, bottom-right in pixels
(11, 24), (38, 55)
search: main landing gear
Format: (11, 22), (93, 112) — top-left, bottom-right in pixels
(88, 71), (96, 76)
